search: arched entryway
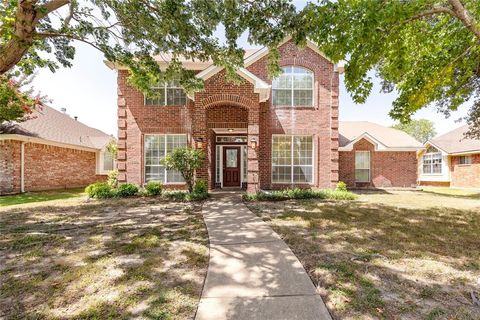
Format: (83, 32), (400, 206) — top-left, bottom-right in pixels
(192, 94), (260, 192)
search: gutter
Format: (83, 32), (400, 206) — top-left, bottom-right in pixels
(20, 142), (26, 193)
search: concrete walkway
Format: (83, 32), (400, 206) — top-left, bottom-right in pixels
(195, 193), (332, 320)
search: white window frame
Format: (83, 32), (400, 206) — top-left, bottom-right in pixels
(96, 149), (116, 175)
(422, 152), (443, 175)
(458, 155), (472, 165)
(355, 151), (370, 183)
(144, 80), (187, 106)
(272, 66), (314, 107)
(144, 134), (188, 184)
(271, 135), (315, 184)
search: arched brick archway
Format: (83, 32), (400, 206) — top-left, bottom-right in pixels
(200, 94), (257, 110)
(193, 94), (260, 193)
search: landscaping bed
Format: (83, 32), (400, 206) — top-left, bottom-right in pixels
(246, 190), (480, 319)
(0, 197), (209, 319)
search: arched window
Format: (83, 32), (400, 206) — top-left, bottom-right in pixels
(272, 66), (314, 107)
(422, 146), (442, 174)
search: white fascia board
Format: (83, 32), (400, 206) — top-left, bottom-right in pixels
(191, 66), (271, 102)
(449, 150), (480, 156)
(423, 141), (449, 155)
(339, 133), (384, 151)
(0, 134), (98, 152)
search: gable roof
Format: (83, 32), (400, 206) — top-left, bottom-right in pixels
(428, 125), (480, 154)
(0, 105), (113, 151)
(339, 121), (423, 151)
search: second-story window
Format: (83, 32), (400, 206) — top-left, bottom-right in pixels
(272, 66), (314, 107)
(145, 79), (187, 106)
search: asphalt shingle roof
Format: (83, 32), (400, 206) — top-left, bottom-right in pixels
(339, 121), (423, 148)
(0, 105), (113, 150)
(429, 125), (480, 154)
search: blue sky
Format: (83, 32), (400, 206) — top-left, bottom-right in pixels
(30, 2), (470, 138)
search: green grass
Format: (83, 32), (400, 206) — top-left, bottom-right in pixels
(0, 188), (85, 207)
(421, 187), (480, 199)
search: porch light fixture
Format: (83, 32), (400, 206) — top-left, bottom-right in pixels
(194, 137), (204, 149)
(228, 128), (234, 133)
(250, 138), (257, 149)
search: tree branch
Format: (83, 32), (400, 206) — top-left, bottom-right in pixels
(34, 32), (103, 52)
(448, 0), (480, 41)
(34, 0), (70, 24)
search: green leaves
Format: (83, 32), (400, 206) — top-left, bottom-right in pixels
(162, 147), (206, 193)
(305, 0), (480, 137)
(392, 119), (437, 143)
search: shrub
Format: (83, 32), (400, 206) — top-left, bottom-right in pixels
(193, 179), (208, 194)
(107, 169), (118, 188)
(116, 183), (139, 197)
(336, 181), (348, 192)
(161, 147), (205, 193)
(243, 187), (357, 202)
(144, 181), (162, 196)
(85, 182), (114, 199)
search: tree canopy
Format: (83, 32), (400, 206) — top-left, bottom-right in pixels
(0, 0), (302, 121)
(392, 119), (437, 143)
(305, 0), (480, 137)
(1, 0), (480, 138)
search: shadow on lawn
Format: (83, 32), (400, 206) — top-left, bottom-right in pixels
(248, 200), (480, 320)
(0, 198), (208, 319)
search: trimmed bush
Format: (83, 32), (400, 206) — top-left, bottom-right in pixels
(336, 181), (348, 192)
(116, 183), (139, 197)
(85, 182), (114, 199)
(243, 187), (357, 202)
(144, 181), (162, 196)
(193, 179), (208, 194)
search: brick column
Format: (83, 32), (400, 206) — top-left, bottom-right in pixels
(247, 106), (260, 193)
(192, 102), (209, 186)
(117, 84), (127, 183)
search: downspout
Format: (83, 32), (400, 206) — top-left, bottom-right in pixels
(20, 142), (26, 193)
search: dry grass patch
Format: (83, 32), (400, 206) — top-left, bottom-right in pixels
(246, 191), (480, 319)
(0, 197), (208, 320)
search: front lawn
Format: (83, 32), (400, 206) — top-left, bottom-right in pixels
(0, 188), (85, 207)
(246, 190), (480, 319)
(0, 197), (208, 319)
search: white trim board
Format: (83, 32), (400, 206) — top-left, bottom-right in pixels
(0, 134), (99, 152)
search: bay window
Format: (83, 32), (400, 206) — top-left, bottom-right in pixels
(355, 151), (370, 182)
(144, 134), (187, 183)
(272, 66), (314, 107)
(272, 135), (313, 183)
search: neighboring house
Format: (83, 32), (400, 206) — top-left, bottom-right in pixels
(418, 125), (480, 188)
(106, 37), (421, 192)
(338, 122), (423, 188)
(0, 106), (114, 195)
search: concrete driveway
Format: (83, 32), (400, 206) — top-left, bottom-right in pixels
(195, 193), (331, 320)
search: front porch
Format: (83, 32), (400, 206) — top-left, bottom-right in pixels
(191, 97), (261, 193)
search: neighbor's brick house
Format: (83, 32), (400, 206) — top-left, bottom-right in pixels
(418, 125), (480, 188)
(106, 38), (422, 192)
(0, 106), (114, 195)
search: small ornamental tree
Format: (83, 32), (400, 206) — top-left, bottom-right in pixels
(162, 147), (205, 193)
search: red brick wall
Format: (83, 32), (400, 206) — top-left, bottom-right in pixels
(247, 41), (339, 189)
(0, 140), (21, 194)
(449, 154), (480, 188)
(0, 140), (105, 195)
(339, 138), (418, 188)
(117, 39), (339, 190)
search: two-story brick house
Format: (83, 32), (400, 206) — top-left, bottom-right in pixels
(106, 38), (422, 192)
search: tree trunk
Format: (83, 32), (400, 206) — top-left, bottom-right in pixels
(0, 1), (38, 74)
